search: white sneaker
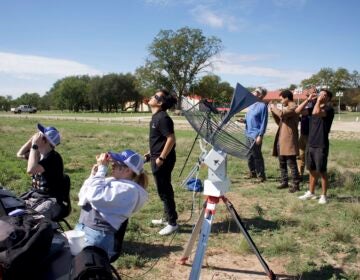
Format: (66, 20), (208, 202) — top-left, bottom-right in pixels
(298, 191), (317, 200)
(151, 218), (167, 225)
(318, 195), (327, 204)
(159, 224), (179, 236)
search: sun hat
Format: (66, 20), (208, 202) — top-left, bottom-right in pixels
(108, 149), (144, 175)
(37, 123), (60, 146)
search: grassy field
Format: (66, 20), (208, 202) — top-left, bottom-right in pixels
(0, 116), (359, 279)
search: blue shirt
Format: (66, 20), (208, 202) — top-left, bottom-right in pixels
(245, 102), (268, 139)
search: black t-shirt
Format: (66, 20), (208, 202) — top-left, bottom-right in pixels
(149, 110), (175, 158)
(32, 150), (64, 200)
(308, 105), (334, 149)
(300, 108), (312, 136)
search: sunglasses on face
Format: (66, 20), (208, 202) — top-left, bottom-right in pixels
(153, 94), (163, 102)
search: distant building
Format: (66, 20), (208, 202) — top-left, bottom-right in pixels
(263, 89), (310, 104)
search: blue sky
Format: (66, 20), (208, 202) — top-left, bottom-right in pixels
(1, 0), (359, 98)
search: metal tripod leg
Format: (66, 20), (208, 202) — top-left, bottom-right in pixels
(222, 197), (276, 280)
(189, 209), (215, 280)
(179, 205), (206, 264)
(183, 197), (219, 280)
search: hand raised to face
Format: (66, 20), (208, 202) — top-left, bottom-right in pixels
(96, 153), (110, 166)
(31, 132), (42, 145)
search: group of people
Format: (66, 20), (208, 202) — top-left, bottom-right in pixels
(244, 87), (334, 204)
(15, 85), (335, 261)
(16, 89), (179, 260)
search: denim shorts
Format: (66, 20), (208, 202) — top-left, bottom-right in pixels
(75, 223), (115, 259)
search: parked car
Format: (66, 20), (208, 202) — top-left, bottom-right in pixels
(10, 105), (37, 114)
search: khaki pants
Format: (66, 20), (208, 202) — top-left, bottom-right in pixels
(297, 134), (308, 176)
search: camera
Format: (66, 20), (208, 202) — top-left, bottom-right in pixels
(144, 153), (150, 163)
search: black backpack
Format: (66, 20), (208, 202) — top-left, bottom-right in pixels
(70, 246), (120, 280)
(0, 213), (54, 279)
(0, 187), (26, 217)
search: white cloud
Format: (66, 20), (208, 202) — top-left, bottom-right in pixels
(0, 52), (102, 98)
(0, 52), (101, 77)
(216, 52), (279, 63)
(210, 52), (313, 89)
(191, 5), (244, 31)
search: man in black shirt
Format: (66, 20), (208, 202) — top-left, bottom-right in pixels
(146, 89), (178, 235)
(17, 123), (65, 218)
(295, 98), (314, 181)
(298, 90), (334, 204)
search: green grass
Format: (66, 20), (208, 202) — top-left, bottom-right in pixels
(1, 116), (359, 279)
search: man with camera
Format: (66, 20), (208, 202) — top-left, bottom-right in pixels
(298, 89), (334, 204)
(270, 90), (301, 193)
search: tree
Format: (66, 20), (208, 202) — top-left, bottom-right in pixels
(351, 70), (360, 88)
(13, 93), (41, 108)
(38, 93), (52, 110)
(48, 76), (90, 112)
(288, 84), (297, 90)
(0, 95), (12, 111)
(299, 67), (360, 109)
(137, 27), (222, 108)
(301, 68), (335, 89)
(88, 76), (105, 112)
(98, 73), (141, 112)
(190, 75), (233, 105)
(333, 68), (352, 92)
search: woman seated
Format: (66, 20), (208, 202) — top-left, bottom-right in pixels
(75, 149), (148, 259)
(16, 123), (64, 220)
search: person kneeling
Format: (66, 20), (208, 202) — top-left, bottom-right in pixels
(75, 149), (148, 259)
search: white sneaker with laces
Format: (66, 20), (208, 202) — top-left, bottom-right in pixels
(151, 218), (167, 225)
(318, 195), (327, 204)
(159, 224), (179, 236)
(298, 191), (317, 200)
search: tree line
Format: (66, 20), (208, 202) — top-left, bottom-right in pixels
(1, 27), (359, 112)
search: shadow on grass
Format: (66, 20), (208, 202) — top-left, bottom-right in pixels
(335, 195), (360, 203)
(181, 262), (297, 280)
(231, 174), (281, 185)
(122, 240), (183, 259)
(180, 216), (298, 234)
(217, 216), (298, 233)
(300, 265), (347, 280)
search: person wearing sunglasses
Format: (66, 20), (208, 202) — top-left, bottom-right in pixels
(75, 149), (148, 259)
(16, 123), (64, 219)
(145, 89), (179, 236)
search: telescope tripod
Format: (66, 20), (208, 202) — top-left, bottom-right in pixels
(179, 195), (276, 280)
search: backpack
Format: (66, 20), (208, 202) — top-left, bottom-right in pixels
(186, 178), (203, 192)
(70, 246), (119, 280)
(0, 213), (54, 279)
(0, 187), (26, 217)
